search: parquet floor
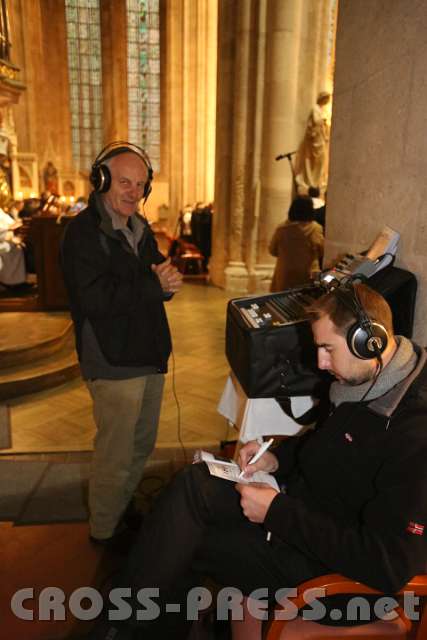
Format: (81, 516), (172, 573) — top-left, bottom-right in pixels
(2, 282), (235, 456)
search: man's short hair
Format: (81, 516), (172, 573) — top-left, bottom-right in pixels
(306, 283), (394, 337)
(288, 196), (315, 222)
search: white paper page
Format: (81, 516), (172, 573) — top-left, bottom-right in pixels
(204, 459), (279, 491)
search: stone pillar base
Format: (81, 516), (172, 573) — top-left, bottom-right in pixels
(248, 264), (274, 294)
(224, 262), (249, 293)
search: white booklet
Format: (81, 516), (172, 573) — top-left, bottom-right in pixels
(193, 450), (279, 491)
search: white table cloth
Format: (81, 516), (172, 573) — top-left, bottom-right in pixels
(217, 373), (315, 443)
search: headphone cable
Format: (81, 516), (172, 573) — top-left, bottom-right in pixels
(170, 348), (188, 465)
(358, 353), (383, 404)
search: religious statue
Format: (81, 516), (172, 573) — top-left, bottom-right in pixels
(43, 161), (59, 195)
(294, 91), (331, 196)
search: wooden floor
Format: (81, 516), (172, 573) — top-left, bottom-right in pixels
(0, 282), (236, 640)
(1, 282), (235, 456)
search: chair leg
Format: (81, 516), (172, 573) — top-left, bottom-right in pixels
(231, 597), (263, 640)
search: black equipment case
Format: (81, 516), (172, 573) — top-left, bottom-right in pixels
(225, 266), (417, 399)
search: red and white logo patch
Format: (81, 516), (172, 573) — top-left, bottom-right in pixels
(406, 521), (425, 536)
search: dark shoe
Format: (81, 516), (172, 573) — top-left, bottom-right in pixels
(89, 522), (136, 555)
(121, 499), (145, 532)
(89, 522), (125, 545)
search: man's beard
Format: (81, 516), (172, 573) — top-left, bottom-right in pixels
(341, 370), (375, 386)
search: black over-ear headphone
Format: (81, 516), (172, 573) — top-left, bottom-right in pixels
(90, 141), (153, 201)
(335, 284), (389, 360)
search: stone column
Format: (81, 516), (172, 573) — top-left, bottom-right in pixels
(11, 0), (74, 177)
(100, 0), (128, 143)
(11, 0), (45, 154)
(222, 0), (257, 293)
(165, 0), (184, 220)
(249, 0), (302, 292)
(39, 0), (74, 172)
(208, 0), (235, 288)
(211, 0), (265, 292)
(166, 0), (217, 230)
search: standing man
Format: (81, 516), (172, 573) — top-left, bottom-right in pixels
(61, 142), (182, 544)
(86, 283), (427, 639)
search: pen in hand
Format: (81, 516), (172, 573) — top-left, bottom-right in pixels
(238, 438), (274, 479)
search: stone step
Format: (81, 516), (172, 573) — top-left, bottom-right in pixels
(0, 330), (80, 401)
(0, 312), (73, 368)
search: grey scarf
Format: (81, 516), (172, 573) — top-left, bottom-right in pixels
(330, 336), (418, 407)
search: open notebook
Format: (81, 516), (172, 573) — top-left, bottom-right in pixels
(193, 450), (279, 491)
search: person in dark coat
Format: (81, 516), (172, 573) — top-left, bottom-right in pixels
(60, 142), (182, 545)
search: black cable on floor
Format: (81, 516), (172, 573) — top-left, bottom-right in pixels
(170, 349), (188, 464)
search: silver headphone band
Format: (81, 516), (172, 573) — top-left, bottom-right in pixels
(98, 168), (106, 191)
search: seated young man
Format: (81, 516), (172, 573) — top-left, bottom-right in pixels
(88, 283), (427, 640)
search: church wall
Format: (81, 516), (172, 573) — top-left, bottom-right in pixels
(9, 0), (73, 179)
(326, 0), (427, 343)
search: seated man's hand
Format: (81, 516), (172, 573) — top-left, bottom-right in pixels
(235, 483), (278, 523)
(152, 258), (183, 293)
(238, 440), (279, 478)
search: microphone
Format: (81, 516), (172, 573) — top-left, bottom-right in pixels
(275, 150), (297, 161)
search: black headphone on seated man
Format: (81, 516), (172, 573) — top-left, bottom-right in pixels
(89, 141), (153, 202)
(335, 282), (389, 361)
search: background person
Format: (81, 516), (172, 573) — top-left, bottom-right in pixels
(269, 196), (324, 291)
(60, 142), (183, 546)
(0, 206), (26, 287)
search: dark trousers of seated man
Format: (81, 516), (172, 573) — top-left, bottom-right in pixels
(110, 463), (328, 639)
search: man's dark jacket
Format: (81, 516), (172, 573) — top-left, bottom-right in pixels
(60, 194), (171, 371)
(266, 347), (427, 593)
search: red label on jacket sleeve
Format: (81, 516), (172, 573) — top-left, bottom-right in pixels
(406, 521), (425, 535)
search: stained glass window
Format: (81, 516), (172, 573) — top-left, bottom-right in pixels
(126, 0), (161, 171)
(65, 0), (103, 171)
